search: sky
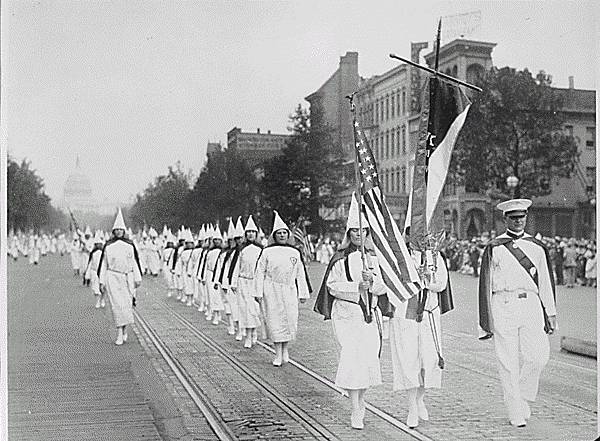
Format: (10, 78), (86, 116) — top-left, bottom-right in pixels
(2, 0), (597, 204)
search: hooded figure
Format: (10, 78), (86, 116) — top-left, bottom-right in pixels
(174, 229), (196, 306)
(85, 231), (106, 308)
(204, 227), (226, 323)
(314, 193), (390, 430)
(229, 215), (263, 347)
(387, 221), (452, 428)
(254, 211), (311, 366)
(98, 208), (142, 345)
(162, 232), (177, 297)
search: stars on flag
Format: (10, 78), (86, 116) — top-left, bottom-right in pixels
(353, 120), (380, 192)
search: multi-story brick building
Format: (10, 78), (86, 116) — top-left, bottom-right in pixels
(226, 127), (289, 170)
(308, 39), (596, 239)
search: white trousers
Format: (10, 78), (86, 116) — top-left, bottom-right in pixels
(491, 291), (549, 423)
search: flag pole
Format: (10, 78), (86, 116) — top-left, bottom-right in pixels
(347, 92), (373, 323)
(346, 92), (366, 270)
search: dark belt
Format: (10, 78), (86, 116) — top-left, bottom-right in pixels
(518, 292), (527, 299)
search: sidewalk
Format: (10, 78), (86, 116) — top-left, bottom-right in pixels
(7, 256), (178, 441)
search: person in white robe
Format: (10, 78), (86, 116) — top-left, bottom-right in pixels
(389, 225), (452, 429)
(188, 229), (205, 307)
(98, 208), (142, 346)
(215, 221), (239, 335)
(85, 232), (106, 308)
(162, 233), (177, 297)
(29, 234), (40, 265)
(205, 229), (226, 324)
(146, 228), (161, 276)
(174, 229), (196, 306)
(193, 226), (211, 313)
(225, 217), (249, 342)
(80, 227), (93, 281)
(254, 211), (311, 366)
(314, 193), (393, 430)
(69, 234), (81, 275)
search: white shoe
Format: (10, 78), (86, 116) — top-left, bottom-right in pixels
(244, 338), (252, 349)
(272, 356), (282, 367)
(115, 336), (124, 346)
(227, 326), (235, 335)
(123, 331), (128, 342)
(212, 317), (220, 325)
(198, 304), (205, 312)
(351, 411), (364, 429)
(100, 299), (106, 308)
(252, 330), (258, 344)
(167, 292), (172, 298)
(282, 350), (290, 364)
(406, 409), (419, 429)
(510, 419), (526, 428)
(95, 299), (101, 308)
(180, 297), (186, 303)
(235, 332), (244, 341)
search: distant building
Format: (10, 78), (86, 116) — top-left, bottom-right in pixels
(61, 157), (98, 214)
(307, 39), (596, 239)
(226, 127), (289, 169)
(206, 141), (222, 159)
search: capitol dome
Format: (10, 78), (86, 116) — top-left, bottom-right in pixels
(62, 157), (97, 212)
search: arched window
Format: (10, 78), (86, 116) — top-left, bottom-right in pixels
(401, 125), (406, 154)
(375, 102), (379, 124)
(401, 166), (407, 193)
(452, 65), (458, 78)
(385, 131), (390, 158)
(401, 89), (406, 115)
(390, 131), (395, 158)
(466, 63), (485, 86)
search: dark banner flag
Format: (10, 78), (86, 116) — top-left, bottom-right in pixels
(408, 76), (471, 244)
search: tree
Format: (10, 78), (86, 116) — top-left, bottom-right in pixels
(451, 67), (579, 198)
(129, 162), (191, 230)
(7, 156), (68, 231)
(261, 105), (346, 233)
(185, 148), (260, 229)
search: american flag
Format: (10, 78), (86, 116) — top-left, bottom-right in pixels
(291, 218), (313, 263)
(354, 121), (421, 306)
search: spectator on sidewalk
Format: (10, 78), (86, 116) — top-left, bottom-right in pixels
(563, 240), (578, 288)
(551, 240), (564, 285)
(584, 247), (596, 288)
(478, 199), (557, 428)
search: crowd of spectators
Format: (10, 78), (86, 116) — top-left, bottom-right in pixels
(443, 232), (597, 288)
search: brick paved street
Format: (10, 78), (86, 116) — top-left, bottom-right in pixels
(8, 255), (598, 441)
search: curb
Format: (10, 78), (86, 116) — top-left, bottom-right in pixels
(560, 336), (597, 359)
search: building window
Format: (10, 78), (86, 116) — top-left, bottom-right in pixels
(390, 168), (395, 192)
(565, 125), (574, 137)
(586, 127), (595, 148)
(381, 99), (385, 121)
(385, 132), (390, 158)
(390, 131), (395, 158)
(380, 135), (384, 159)
(401, 125), (406, 154)
(396, 168), (401, 192)
(386, 97), (389, 120)
(401, 166), (407, 193)
(401, 89), (406, 115)
(375, 102), (379, 124)
(373, 137), (378, 159)
(391, 95), (395, 118)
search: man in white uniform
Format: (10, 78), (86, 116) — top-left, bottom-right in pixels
(478, 198), (557, 427)
(99, 208), (142, 346)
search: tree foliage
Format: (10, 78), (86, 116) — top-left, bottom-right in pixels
(261, 105), (346, 233)
(129, 162), (191, 230)
(7, 156), (68, 231)
(452, 67), (579, 197)
(185, 148), (260, 229)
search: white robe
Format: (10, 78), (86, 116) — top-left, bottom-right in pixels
(230, 243), (262, 329)
(175, 247), (195, 295)
(254, 245), (310, 343)
(85, 248), (103, 295)
(327, 250), (385, 390)
(205, 248), (225, 311)
(389, 251), (448, 391)
(69, 240), (80, 269)
(98, 239), (142, 327)
(146, 240), (161, 275)
(162, 247), (176, 289)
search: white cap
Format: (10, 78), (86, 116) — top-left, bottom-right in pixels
(227, 219), (235, 238)
(112, 208), (126, 230)
(271, 210), (289, 236)
(496, 198), (532, 215)
(346, 192), (368, 230)
(183, 228), (194, 243)
(93, 231), (104, 243)
(149, 227), (158, 237)
(245, 215), (258, 232)
(234, 217), (244, 237)
(166, 232), (176, 243)
(84, 226), (92, 236)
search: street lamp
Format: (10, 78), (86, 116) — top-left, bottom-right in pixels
(506, 175), (519, 198)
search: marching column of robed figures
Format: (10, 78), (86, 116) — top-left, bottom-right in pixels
(51, 194), (556, 433)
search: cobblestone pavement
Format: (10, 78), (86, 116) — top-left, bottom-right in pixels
(134, 261), (596, 441)
(8, 255), (597, 441)
(7, 255), (163, 441)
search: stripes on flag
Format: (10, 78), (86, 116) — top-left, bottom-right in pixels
(353, 121), (421, 307)
(292, 219), (312, 262)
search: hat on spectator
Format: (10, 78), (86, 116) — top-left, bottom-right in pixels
(496, 198), (532, 216)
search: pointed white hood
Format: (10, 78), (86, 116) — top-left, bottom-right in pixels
(244, 215), (258, 232)
(340, 192), (372, 250)
(234, 217), (244, 237)
(112, 208), (126, 230)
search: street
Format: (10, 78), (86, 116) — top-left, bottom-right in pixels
(7, 254), (597, 441)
